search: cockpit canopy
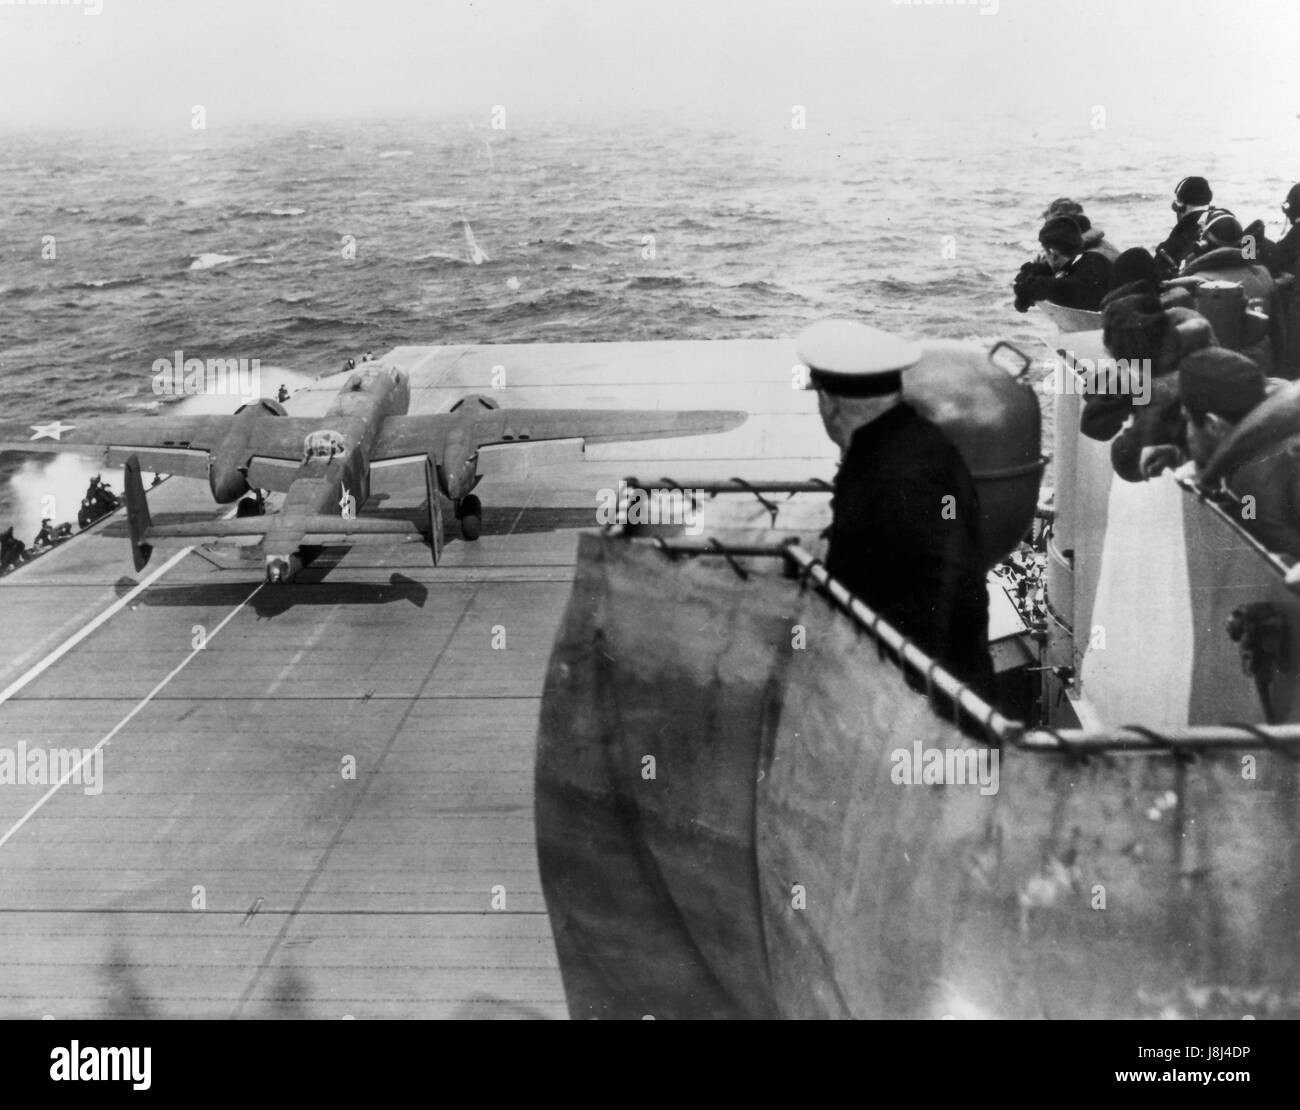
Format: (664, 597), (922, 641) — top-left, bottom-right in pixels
(304, 429), (347, 460)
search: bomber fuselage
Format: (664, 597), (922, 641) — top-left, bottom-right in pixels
(263, 365), (410, 580)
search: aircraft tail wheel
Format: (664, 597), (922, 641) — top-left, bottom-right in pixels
(459, 494), (482, 541)
(235, 495), (263, 518)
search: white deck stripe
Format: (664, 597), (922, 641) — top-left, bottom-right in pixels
(0, 580), (263, 851)
(0, 494), (258, 705)
(0, 547), (194, 706)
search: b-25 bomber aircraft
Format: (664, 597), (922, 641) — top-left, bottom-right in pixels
(0, 363), (745, 582)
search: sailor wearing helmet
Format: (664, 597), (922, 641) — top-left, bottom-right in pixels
(1156, 176), (1232, 278)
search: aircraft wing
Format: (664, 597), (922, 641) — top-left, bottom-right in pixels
(371, 408), (747, 461)
(0, 414), (321, 483)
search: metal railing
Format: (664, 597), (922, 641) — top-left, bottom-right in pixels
(608, 516), (1300, 757)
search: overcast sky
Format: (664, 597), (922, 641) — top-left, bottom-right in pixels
(0, 0), (1297, 133)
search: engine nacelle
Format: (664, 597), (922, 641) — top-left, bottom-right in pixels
(208, 398), (287, 502)
(209, 462), (251, 504)
(435, 436), (481, 502)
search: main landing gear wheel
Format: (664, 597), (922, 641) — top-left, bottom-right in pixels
(457, 494), (482, 541)
(235, 492), (266, 518)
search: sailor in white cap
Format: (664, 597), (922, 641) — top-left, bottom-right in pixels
(799, 320), (922, 453)
(798, 319), (995, 702)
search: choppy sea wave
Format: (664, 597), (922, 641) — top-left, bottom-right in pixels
(187, 252), (243, 270)
(2, 111), (1298, 524)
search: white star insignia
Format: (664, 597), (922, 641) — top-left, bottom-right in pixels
(30, 420), (76, 441)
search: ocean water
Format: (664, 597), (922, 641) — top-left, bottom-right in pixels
(2, 109), (1297, 532)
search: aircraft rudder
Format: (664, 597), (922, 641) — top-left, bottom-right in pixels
(122, 455), (154, 572)
(425, 457), (444, 566)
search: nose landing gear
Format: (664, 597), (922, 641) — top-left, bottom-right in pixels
(265, 552), (303, 583)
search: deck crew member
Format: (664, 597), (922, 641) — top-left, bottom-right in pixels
(1155, 176), (1228, 277)
(1091, 292), (1216, 479)
(0, 525), (25, 571)
(798, 320), (995, 703)
(1014, 213), (1114, 312)
(1018, 217), (1113, 312)
(1177, 214), (1278, 374)
(1102, 247), (1160, 303)
(1254, 183), (1300, 278)
(1247, 183), (1300, 377)
(1041, 198), (1120, 262)
(1084, 291), (1171, 443)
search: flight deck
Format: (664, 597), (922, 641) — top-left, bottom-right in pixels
(0, 339), (830, 1018)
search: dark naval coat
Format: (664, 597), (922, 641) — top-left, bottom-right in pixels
(1016, 250), (1113, 313)
(1047, 250), (1113, 311)
(1249, 220), (1300, 278)
(1156, 206), (1215, 277)
(825, 403), (995, 700)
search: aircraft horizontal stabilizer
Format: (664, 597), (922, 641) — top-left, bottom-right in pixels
(299, 515), (427, 540)
(142, 519), (271, 540)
